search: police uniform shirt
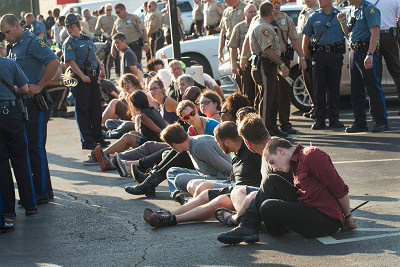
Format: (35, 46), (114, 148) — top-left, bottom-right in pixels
(9, 31), (57, 85)
(274, 12), (298, 53)
(31, 19), (47, 41)
(63, 34), (98, 71)
(112, 14), (144, 44)
(0, 58), (28, 101)
(204, 0), (225, 27)
(145, 9), (163, 33)
(84, 16), (98, 33)
(374, 0), (400, 30)
(349, 0), (380, 43)
(249, 17), (280, 57)
(192, 2), (204, 21)
(297, 3), (319, 35)
(95, 14), (117, 35)
(227, 20), (250, 57)
(220, 1), (246, 41)
(302, 8), (344, 45)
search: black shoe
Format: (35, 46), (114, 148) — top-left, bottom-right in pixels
(35, 194), (49, 205)
(82, 144), (97, 150)
(98, 140), (111, 147)
(48, 190), (54, 200)
(303, 109), (315, 119)
(311, 121), (326, 130)
(112, 153), (129, 178)
(125, 185), (155, 197)
(25, 208), (38, 216)
(272, 127), (288, 138)
(281, 125), (297, 134)
(329, 120), (345, 128)
(345, 124), (369, 133)
(217, 225), (259, 245)
(131, 164), (147, 183)
(3, 212), (16, 218)
(371, 123), (389, 132)
(0, 217), (14, 234)
(148, 213), (177, 228)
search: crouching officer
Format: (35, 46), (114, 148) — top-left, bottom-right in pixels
(63, 14), (107, 149)
(302, 0), (345, 130)
(0, 35), (38, 230)
(338, 0), (388, 133)
(1, 14), (59, 204)
(249, 2), (289, 136)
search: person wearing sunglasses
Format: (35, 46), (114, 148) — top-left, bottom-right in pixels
(199, 90), (222, 122)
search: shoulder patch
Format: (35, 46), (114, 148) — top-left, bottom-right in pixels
(151, 15), (155, 19)
(67, 44), (73, 50)
(369, 7), (375, 14)
(39, 40), (47, 47)
(262, 29), (269, 37)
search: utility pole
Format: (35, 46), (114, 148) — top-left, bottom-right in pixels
(168, 0), (181, 59)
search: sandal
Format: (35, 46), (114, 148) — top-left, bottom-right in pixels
(214, 208), (237, 226)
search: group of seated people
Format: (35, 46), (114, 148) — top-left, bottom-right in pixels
(82, 58), (357, 244)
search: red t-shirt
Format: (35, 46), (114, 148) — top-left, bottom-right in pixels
(290, 145), (348, 225)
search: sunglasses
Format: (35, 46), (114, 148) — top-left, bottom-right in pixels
(200, 100), (213, 106)
(270, 0), (282, 4)
(115, 10), (121, 14)
(180, 110), (196, 121)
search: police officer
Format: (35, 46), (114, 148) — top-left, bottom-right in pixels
(1, 14), (59, 204)
(204, 0), (225, 35)
(83, 8), (98, 34)
(218, 0), (246, 63)
(63, 14), (107, 149)
(193, 0), (204, 36)
(24, 13), (47, 42)
(145, 0), (164, 59)
(249, 2), (290, 136)
(374, 0), (400, 113)
(298, 0), (319, 119)
(302, 0), (346, 130)
(112, 3), (150, 68)
(227, 4), (258, 106)
(95, 4), (117, 79)
(270, 0), (307, 135)
(338, 0), (388, 132)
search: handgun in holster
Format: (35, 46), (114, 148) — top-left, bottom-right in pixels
(15, 94), (29, 121)
(33, 91), (49, 111)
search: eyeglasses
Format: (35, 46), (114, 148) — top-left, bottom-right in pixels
(219, 110), (229, 116)
(106, 9), (112, 11)
(149, 86), (160, 91)
(180, 110), (196, 121)
(115, 10), (121, 14)
(270, 0), (282, 4)
(200, 100), (213, 106)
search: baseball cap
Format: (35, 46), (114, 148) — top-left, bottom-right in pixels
(143, 71), (157, 78)
(183, 86), (201, 102)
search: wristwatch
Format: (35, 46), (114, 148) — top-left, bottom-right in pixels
(367, 51), (373, 56)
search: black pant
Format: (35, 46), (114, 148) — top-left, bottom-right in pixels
(194, 19), (203, 36)
(349, 50), (388, 125)
(149, 31), (165, 59)
(0, 108), (36, 213)
(312, 51), (343, 123)
(303, 59), (314, 108)
(276, 57), (292, 128)
(25, 97), (53, 197)
(377, 32), (400, 102)
(240, 172), (341, 237)
(144, 150), (194, 179)
(74, 76), (103, 147)
(241, 64), (256, 108)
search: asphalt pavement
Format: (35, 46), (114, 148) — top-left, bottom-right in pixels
(1, 99), (400, 267)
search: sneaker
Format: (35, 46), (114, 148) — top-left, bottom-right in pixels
(25, 208), (38, 216)
(83, 156), (98, 166)
(371, 123), (389, 133)
(143, 208), (172, 224)
(217, 225), (259, 245)
(148, 213), (177, 228)
(131, 164), (147, 183)
(93, 145), (111, 171)
(345, 124), (369, 133)
(112, 153), (129, 177)
(281, 125), (297, 134)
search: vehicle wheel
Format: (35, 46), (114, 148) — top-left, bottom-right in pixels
(289, 69), (312, 112)
(185, 53), (213, 78)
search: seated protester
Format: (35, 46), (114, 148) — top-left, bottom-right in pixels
(217, 118), (357, 245)
(124, 100), (220, 196)
(99, 79), (119, 103)
(202, 72), (224, 101)
(93, 90), (167, 171)
(199, 90), (222, 122)
(143, 71), (157, 91)
(183, 86), (201, 103)
(220, 92), (251, 122)
(148, 78), (179, 124)
(143, 121), (262, 228)
(146, 58), (164, 73)
(112, 32), (141, 78)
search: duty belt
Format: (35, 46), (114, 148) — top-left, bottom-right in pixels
(350, 40), (369, 52)
(315, 43), (345, 53)
(0, 100), (16, 106)
(129, 39), (142, 46)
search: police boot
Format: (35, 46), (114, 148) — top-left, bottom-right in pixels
(125, 170), (164, 197)
(1, 216), (15, 234)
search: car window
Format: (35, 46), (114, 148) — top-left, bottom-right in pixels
(178, 2), (193, 12)
(281, 10), (300, 27)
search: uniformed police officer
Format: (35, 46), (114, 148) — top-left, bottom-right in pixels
(95, 4), (117, 79)
(111, 3), (150, 68)
(145, 0), (164, 59)
(0, 33), (38, 229)
(297, 0), (319, 119)
(193, 0), (204, 36)
(227, 4), (258, 106)
(63, 14), (107, 149)
(302, 0), (346, 130)
(249, 2), (290, 136)
(338, 0), (388, 132)
(83, 8), (98, 34)
(218, 0), (246, 63)
(270, 0), (307, 135)
(1, 14), (59, 204)
(24, 13), (47, 42)
(204, 0), (225, 35)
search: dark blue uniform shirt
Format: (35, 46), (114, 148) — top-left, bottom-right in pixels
(31, 19), (47, 42)
(302, 8), (345, 45)
(9, 31), (57, 85)
(349, 0), (380, 43)
(62, 34), (98, 71)
(0, 58), (29, 101)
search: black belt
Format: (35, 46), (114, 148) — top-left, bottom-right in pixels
(0, 100), (16, 106)
(315, 44), (345, 53)
(380, 29), (391, 34)
(85, 69), (98, 77)
(129, 40), (142, 46)
(350, 40), (369, 52)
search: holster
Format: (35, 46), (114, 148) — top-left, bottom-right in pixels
(15, 94), (29, 121)
(33, 91), (49, 111)
(282, 44), (294, 60)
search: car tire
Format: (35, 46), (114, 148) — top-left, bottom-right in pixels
(185, 53), (213, 78)
(289, 69), (312, 112)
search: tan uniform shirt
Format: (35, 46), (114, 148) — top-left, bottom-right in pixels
(274, 12), (298, 53)
(112, 14), (144, 43)
(162, 7), (182, 29)
(297, 3), (319, 39)
(220, 1), (246, 41)
(83, 16), (98, 33)
(145, 9), (163, 34)
(249, 17), (280, 57)
(95, 14), (117, 36)
(192, 2), (204, 21)
(227, 20), (250, 57)
(204, 0), (225, 27)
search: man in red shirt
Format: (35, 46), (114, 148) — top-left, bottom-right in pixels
(218, 137), (357, 244)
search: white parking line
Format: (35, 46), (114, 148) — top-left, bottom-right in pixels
(333, 158), (400, 164)
(316, 229), (400, 245)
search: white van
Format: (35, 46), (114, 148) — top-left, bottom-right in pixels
(60, 0), (144, 16)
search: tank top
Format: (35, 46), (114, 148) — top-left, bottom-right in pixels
(161, 96), (179, 124)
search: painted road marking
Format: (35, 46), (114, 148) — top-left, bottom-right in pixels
(333, 158), (400, 164)
(316, 228), (400, 244)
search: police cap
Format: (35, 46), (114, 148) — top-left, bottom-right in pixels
(65, 14), (79, 26)
(0, 32), (5, 42)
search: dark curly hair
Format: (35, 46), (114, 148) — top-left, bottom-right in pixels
(222, 92), (250, 121)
